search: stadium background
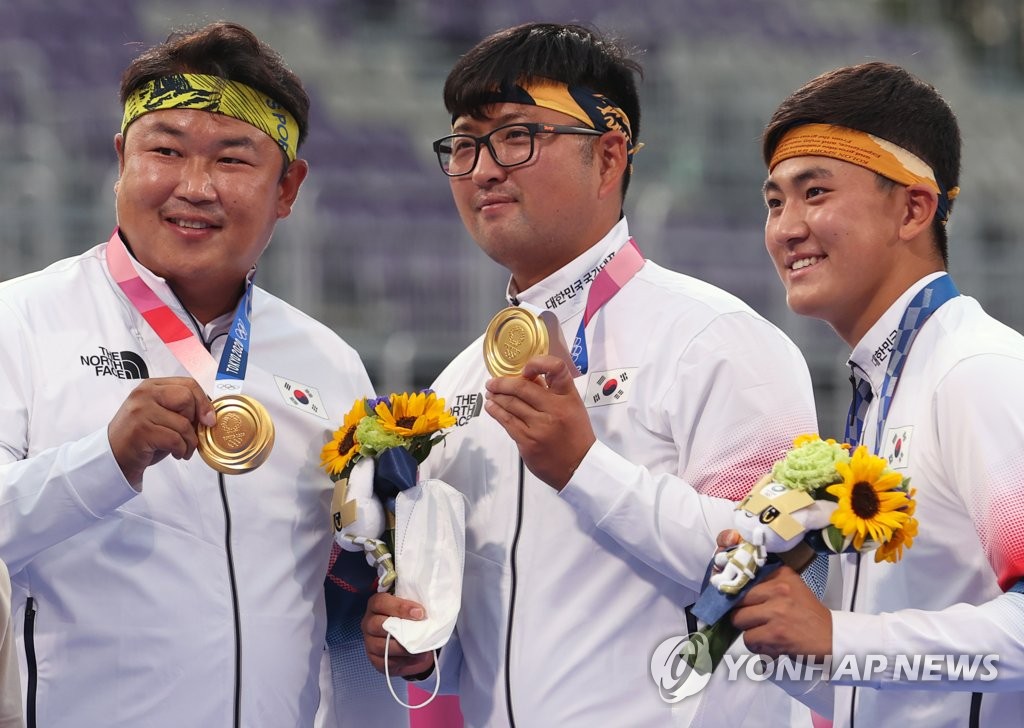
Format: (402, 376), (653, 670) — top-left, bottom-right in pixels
(2, 0), (1023, 446)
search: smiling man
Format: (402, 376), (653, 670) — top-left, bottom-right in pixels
(361, 22), (820, 727)
(0, 22), (376, 727)
(730, 62), (1024, 727)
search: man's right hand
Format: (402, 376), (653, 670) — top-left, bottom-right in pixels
(107, 377), (216, 489)
(361, 592), (434, 677)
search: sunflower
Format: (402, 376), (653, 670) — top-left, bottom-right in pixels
(320, 399), (366, 477)
(874, 487), (918, 563)
(793, 432), (850, 450)
(375, 391), (456, 437)
(874, 517), (919, 563)
(793, 433), (819, 448)
(826, 446), (912, 550)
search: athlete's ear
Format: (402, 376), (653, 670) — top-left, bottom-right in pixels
(276, 159), (309, 219)
(114, 133), (126, 178)
(595, 130), (628, 202)
(899, 184), (938, 241)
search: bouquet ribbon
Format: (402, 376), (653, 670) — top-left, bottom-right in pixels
(373, 447), (419, 514)
(691, 541), (818, 625)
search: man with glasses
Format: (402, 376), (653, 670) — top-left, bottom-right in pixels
(435, 121), (604, 177)
(362, 22), (818, 726)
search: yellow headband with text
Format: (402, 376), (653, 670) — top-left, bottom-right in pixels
(122, 73), (300, 162)
(770, 123), (959, 222)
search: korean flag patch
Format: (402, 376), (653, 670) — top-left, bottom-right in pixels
(584, 368), (637, 408)
(882, 426), (913, 469)
(275, 375), (329, 420)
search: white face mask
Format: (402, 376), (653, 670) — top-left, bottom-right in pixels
(382, 478), (466, 708)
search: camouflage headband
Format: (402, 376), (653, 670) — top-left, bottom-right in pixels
(122, 73), (300, 162)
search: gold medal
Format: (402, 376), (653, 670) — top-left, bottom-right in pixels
(483, 307), (550, 377)
(197, 394), (275, 474)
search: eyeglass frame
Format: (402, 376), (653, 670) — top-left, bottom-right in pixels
(432, 122), (604, 177)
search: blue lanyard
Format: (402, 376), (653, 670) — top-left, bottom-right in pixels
(212, 275), (256, 397)
(870, 274), (960, 452)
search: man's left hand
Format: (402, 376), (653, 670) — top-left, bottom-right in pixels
(484, 355), (596, 491)
(730, 565), (833, 659)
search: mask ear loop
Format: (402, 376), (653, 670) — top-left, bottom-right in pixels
(384, 632), (441, 708)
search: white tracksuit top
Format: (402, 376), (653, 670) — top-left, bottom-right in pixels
(422, 218), (821, 727)
(824, 273), (1024, 728)
(0, 240), (372, 727)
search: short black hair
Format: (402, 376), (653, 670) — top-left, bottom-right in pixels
(443, 23), (643, 197)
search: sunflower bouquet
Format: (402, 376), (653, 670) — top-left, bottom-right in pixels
(687, 434), (918, 672)
(321, 391), (456, 591)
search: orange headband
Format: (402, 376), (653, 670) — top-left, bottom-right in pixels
(770, 123), (959, 221)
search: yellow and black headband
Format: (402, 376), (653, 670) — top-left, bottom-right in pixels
(122, 73), (300, 162)
(770, 123), (959, 223)
(469, 78), (643, 165)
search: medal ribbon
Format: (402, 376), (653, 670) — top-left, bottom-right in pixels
(105, 229), (256, 396)
(571, 238), (644, 375)
(862, 274), (960, 452)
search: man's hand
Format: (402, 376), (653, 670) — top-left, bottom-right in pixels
(361, 592), (434, 677)
(484, 355), (596, 491)
(730, 565), (833, 659)
(107, 377), (216, 489)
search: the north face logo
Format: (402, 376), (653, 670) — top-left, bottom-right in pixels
(80, 347), (149, 379)
(449, 392), (484, 426)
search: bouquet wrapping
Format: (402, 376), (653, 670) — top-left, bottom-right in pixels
(687, 434), (919, 672)
(321, 391), (455, 591)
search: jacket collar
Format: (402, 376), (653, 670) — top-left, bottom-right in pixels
(507, 217), (631, 324)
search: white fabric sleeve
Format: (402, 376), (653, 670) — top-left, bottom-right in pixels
(773, 671), (834, 717)
(0, 432), (138, 576)
(829, 592), (1024, 689)
(0, 302), (137, 577)
(560, 312), (818, 592)
(563, 441), (735, 592)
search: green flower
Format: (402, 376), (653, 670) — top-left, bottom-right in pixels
(355, 416), (407, 458)
(771, 437), (850, 494)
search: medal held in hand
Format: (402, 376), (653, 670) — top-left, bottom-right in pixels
(483, 307), (549, 377)
(198, 394), (276, 473)
(106, 230), (273, 474)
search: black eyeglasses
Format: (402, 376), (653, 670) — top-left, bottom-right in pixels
(432, 122), (603, 177)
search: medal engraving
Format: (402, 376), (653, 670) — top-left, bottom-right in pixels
(483, 307), (549, 377)
(198, 394), (275, 474)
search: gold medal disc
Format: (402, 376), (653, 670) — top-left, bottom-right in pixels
(483, 307), (550, 377)
(198, 394), (275, 474)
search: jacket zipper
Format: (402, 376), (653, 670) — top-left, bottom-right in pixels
(219, 473), (243, 728)
(969, 692), (982, 727)
(24, 596), (37, 728)
(193, 320), (242, 728)
(503, 459), (526, 728)
(847, 553), (862, 728)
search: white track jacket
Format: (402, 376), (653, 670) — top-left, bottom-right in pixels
(0, 240), (372, 727)
(422, 219), (820, 727)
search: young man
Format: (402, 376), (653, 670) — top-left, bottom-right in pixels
(0, 22), (377, 726)
(362, 23), (820, 726)
(732, 61), (1024, 726)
